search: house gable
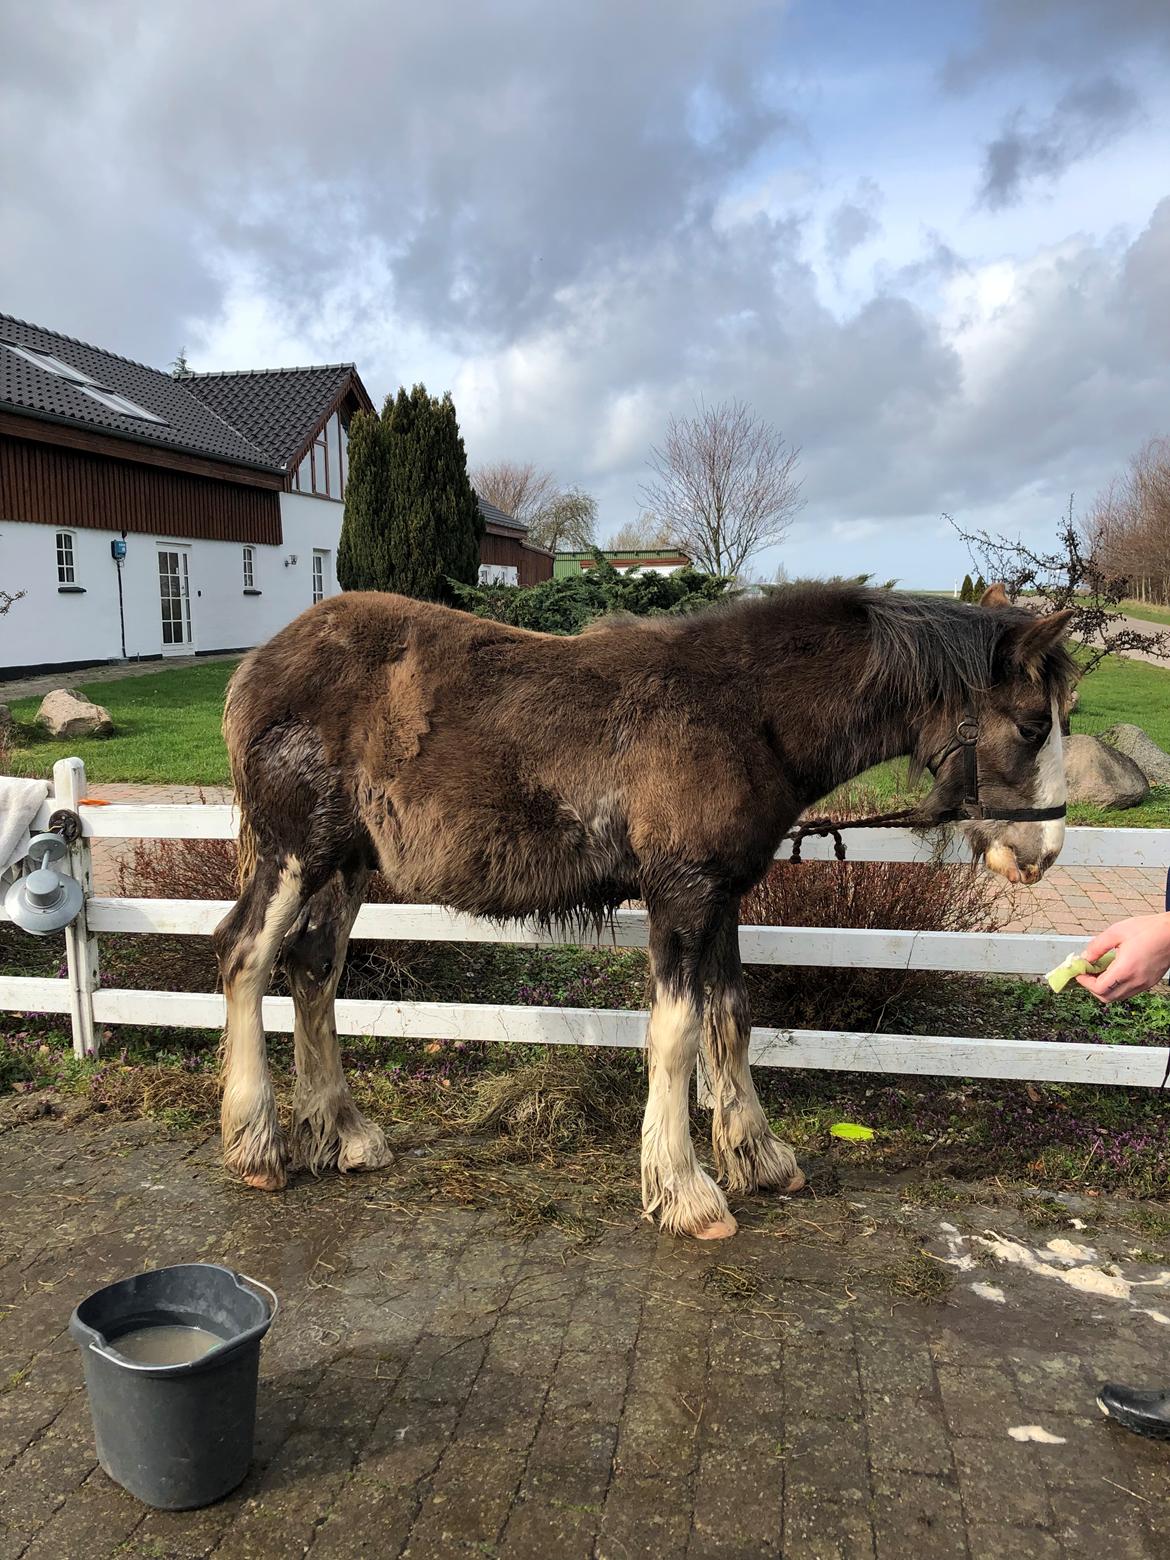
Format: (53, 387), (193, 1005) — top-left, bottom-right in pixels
(183, 366), (374, 503)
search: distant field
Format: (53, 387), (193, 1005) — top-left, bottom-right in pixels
(1119, 599), (1170, 627)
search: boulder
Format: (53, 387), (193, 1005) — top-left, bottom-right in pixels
(1063, 734), (1149, 810)
(35, 688), (113, 739)
(1099, 723), (1170, 787)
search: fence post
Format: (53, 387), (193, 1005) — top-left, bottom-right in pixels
(53, 757), (99, 1060)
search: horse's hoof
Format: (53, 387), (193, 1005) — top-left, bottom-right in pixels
(694, 1214), (738, 1240)
(338, 1139), (394, 1174)
(241, 1166), (287, 1192)
(783, 1169), (806, 1194)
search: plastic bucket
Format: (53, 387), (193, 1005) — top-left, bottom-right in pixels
(69, 1262), (277, 1509)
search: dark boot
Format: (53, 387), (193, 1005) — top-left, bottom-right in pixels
(1097, 1383), (1170, 1440)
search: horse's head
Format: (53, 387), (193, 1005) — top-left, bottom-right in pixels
(921, 585), (1077, 886)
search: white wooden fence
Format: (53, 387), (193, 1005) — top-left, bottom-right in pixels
(2, 757), (1168, 1088)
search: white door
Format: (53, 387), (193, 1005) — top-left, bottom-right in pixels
(157, 546), (194, 653)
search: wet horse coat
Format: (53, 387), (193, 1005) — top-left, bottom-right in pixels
(214, 584), (1075, 1237)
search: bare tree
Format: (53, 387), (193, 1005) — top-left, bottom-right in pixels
(950, 502), (1169, 672)
(1086, 438), (1170, 605)
(640, 398), (803, 578)
(526, 486), (597, 552)
(472, 460), (597, 552)
(607, 513), (675, 551)
(0, 588), (23, 616)
(470, 460), (557, 527)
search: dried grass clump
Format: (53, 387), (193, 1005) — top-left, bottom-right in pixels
(463, 1049), (644, 1153)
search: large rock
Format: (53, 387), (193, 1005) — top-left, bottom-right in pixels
(35, 688), (113, 738)
(1063, 734), (1149, 810)
(1099, 723), (1170, 787)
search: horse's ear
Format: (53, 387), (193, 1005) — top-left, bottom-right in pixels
(979, 582), (1012, 609)
(1004, 608), (1076, 670)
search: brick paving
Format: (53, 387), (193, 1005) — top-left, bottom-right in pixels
(997, 866), (1167, 938)
(1, 1115), (1169, 1558)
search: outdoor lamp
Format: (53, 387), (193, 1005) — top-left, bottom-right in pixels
(4, 832), (84, 935)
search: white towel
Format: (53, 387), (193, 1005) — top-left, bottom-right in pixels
(0, 777), (50, 872)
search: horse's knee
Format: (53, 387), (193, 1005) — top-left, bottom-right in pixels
(284, 917), (338, 991)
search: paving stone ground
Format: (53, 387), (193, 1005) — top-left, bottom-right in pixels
(1, 1115), (1168, 1558)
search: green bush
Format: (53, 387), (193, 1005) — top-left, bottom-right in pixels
(450, 551), (730, 633)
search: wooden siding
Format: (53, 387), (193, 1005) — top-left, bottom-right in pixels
(480, 526), (553, 586)
(0, 433), (283, 544)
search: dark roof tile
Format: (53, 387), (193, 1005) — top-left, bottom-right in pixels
(183, 364), (365, 468)
(477, 496), (528, 533)
(0, 313), (275, 469)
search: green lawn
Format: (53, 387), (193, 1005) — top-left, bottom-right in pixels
(6, 661), (238, 785)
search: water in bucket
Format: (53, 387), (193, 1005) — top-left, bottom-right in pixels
(111, 1323), (222, 1366)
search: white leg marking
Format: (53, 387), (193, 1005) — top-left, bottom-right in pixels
(222, 858), (304, 1189)
(290, 996), (392, 1176)
(641, 993), (735, 1238)
(708, 993), (802, 1194)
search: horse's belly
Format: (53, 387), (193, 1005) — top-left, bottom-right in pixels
(367, 785), (637, 921)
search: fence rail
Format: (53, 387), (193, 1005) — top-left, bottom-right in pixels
(2, 758), (1167, 1090)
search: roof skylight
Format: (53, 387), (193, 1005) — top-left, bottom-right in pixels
(2, 339), (166, 424)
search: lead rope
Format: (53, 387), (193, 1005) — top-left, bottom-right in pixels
(783, 805), (943, 864)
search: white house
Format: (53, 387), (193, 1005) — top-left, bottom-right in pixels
(0, 313), (551, 676)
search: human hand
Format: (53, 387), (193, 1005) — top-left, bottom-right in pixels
(1075, 914), (1170, 1003)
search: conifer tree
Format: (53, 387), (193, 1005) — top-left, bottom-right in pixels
(959, 572), (975, 602)
(337, 410), (394, 591)
(337, 384), (482, 600)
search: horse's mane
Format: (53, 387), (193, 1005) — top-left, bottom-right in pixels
(589, 584), (1078, 710)
(856, 589), (1078, 707)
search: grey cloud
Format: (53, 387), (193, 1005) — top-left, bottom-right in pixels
(977, 75), (1141, 209)
(0, 0), (794, 361)
(824, 180), (883, 266)
(946, 0), (1170, 88)
(2, 1), (1168, 588)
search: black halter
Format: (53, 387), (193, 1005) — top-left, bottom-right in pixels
(784, 707), (1066, 863)
(926, 708), (1067, 826)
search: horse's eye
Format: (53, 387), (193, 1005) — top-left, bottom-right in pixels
(1015, 720), (1050, 745)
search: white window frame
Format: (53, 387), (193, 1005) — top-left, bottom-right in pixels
(242, 545), (256, 591)
(56, 529), (77, 585)
(312, 549), (329, 604)
(157, 543), (195, 654)
(478, 563), (518, 586)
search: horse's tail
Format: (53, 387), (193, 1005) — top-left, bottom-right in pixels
(223, 659), (258, 893)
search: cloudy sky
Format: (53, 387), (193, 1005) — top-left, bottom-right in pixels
(3, 0), (1168, 586)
